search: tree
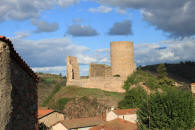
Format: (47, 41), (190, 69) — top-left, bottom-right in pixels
(118, 87), (147, 109)
(137, 88), (194, 130)
(157, 64), (168, 79)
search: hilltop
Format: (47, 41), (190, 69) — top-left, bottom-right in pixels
(37, 62), (195, 118)
(141, 61), (195, 86)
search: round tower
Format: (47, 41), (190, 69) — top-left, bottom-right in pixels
(110, 41), (136, 79)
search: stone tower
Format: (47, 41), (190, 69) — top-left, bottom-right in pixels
(66, 56), (80, 81)
(110, 41), (136, 79)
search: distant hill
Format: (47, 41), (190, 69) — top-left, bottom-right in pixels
(141, 61), (195, 85)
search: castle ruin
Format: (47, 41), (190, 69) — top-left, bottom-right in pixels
(66, 41), (136, 92)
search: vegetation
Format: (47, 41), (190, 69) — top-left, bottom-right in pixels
(56, 98), (72, 111)
(142, 61), (195, 83)
(137, 88), (194, 130)
(47, 86), (124, 111)
(118, 87), (147, 109)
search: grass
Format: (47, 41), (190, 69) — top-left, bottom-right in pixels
(47, 86), (124, 110)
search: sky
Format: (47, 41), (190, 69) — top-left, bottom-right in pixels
(0, 0), (195, 75)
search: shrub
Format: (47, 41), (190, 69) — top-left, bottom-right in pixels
(57, 98), (71, 111)
(137, 88), (194, 130)
(118, 87), (147, 109)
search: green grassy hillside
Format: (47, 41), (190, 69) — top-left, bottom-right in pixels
(38, 73), (124, 118)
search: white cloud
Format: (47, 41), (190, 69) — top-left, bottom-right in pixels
(11, 36), (91, 67)
(134, 38), (195, 65)
(116, 8), (127, 14)
(0, 0), (79, 21)
(89, 5), (112, 13)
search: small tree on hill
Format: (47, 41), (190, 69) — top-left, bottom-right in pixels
(137, 88), (194, 130)
(157, 64), (168, 79)
(118, 87), (147, 109)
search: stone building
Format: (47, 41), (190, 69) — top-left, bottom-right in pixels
(0, 36), (39, 130)
(67, 56), (80, 81)
(66, 41), (136, 92)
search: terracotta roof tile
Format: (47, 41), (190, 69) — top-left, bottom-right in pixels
(90, 118), (137, 130)
(61, 116), (103, 129)
(113, 109), (137, 115)
(38, 109), (54, 119)
(0, 36), (39, 82)
(191, 83), (195, 86)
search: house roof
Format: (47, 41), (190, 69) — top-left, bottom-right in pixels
(112, 109), (136, 115)
(0, 36), (39, 82)
(191, 83), (195, 86)
(61, 116), (103, 129)
(90, 118), (137, 130)
(38, 109), (54, 119)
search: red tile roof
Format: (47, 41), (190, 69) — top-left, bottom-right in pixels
(0, 35), (39, 82)
(38, 109), (54, 119)
(90, 118), (137, 130)
(113, 109), (137, 115)
(61, 116), (103, 129)
(191, 83), (195, 86)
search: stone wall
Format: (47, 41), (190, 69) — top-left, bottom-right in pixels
(0, 36), (38, 130)
(89, 64), (105, 78)
(110, 41), (136, 79)
(67, 77), (125, 93)
(67, 56), (80, 81)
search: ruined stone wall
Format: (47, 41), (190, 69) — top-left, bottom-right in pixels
(0, 38), (38, 130)
(110, 41), (136, 79)
(67, 78), (125, 93)
(89, 64), (106, 78)
(67, 56), (80, 81)
(105, 66), (112, 77)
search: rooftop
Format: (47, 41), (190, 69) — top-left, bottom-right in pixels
(112, 108), (137, 115)
(38, 109), (54, 119)
(90, 118), (137, 130)
(61, 116), (103, 129)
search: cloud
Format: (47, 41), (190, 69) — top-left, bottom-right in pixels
(0, 0), (79, 21)
(98, 0), (195, 37)
(67, 24), (98, 37)
(31, 19), (59, 33)
(11, 36), (92, 67)
(72, 18), (83, 23)
(134, 38), (195, 65)
(116, 8), (127, 14)
(89, 5), (112, 13)
(108, 20), (132, 35)
(14, 32), (31, 39)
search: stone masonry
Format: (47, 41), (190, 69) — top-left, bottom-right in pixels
(67, 56), (80, 81)
(0, 36), (39, 130)
(66, 41), (136, 92)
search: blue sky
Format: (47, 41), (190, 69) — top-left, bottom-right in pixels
(0, 0), (195, 75)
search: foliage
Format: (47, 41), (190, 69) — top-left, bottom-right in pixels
(118, 87), (147, 109)
(157, 64), (168, 79)
(42, 84), (62, 106)
(137, 88), (194, 130)
(56, 98), (72, 111)
(38, 123), (49, 130)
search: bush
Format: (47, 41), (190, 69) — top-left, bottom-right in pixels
(57, 98), (71, 111)
(137, 88), (194, 130)
(118, 87), (147, 109)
